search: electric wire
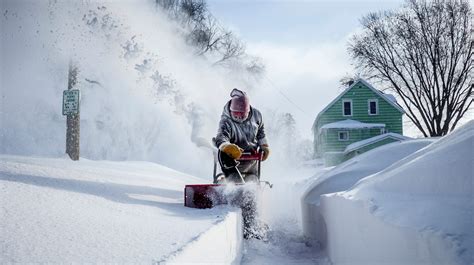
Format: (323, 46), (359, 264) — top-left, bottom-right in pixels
(262, 74), (312, 117)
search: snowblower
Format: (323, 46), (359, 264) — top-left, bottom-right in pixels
(184, 150), (272, 209)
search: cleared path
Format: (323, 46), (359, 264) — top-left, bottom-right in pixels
(241, 219), (329, 265)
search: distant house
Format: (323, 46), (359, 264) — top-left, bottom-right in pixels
(312, 79), (408, 166)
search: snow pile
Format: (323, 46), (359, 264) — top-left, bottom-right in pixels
(301, 138), (434, 246)
(166, 212), (243, 264)
(0, 155), (242, 263)
(320, 120), (474, 264)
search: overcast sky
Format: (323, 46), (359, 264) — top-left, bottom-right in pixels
(206, 0), (427, 138)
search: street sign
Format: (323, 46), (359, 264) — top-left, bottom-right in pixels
(62, 89), (80, 115)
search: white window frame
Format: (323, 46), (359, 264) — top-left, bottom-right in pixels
(342, 99), (353, 117)
(338, 131), (349, 141)
(368, 99), (378, 115)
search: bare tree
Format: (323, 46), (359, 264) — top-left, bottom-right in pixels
(349, 0), (473, 137)
(339, 73), (362, 87)
(180, 0), (206, 24)
(190, 14), (222, 54)
(213, 31), (245, 65)
(156, 0), (249, 65)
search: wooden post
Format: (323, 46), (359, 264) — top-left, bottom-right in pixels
(66, 61), (80, 161)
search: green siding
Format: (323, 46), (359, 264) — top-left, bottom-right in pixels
(322, 128), (384, 153)
(313, 80), (404, 164)
(344, 138), (400, 160)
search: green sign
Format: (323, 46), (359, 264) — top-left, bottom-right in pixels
(63, 89), (80, 115)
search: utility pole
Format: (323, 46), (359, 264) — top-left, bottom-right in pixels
(63, 61), (80, 160)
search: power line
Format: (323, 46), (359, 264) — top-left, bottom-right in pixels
(262, 74), (311, 117)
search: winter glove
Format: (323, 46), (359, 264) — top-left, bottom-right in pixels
(220, 143), (243, 160)
(260, 144), (270, 161)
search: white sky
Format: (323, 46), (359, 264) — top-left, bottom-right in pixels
(207, 0), (472, 138)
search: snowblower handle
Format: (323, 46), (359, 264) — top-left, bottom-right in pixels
(238, 152), (263, 161)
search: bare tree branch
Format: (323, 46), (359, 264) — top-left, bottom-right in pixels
(349, 0), (473, 136)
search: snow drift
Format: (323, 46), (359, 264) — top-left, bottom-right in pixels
(0, 155), (243, 263)
(301, 138), (435, 247)
(320, 121), (474, 264)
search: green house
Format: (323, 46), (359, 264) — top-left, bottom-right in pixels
(312, 79), (408, 166)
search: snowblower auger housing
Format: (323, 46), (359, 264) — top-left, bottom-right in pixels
(184, 150), (269, 209)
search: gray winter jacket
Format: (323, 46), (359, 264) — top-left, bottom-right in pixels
(214, 101), (268, 152)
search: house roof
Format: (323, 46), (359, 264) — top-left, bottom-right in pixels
(343, 132), (410, 154)
(312, 79), (405, 131)
(319, 119), (385, 133)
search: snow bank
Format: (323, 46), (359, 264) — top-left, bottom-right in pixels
(301, 138), (434, 247)
(164, 209), (243, 264)
(321, 121), (474, 265)
(0, 155), (243, 263)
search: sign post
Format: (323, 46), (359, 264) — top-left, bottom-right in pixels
(63, 90), (80, 116)
(63, 62), (80, 161)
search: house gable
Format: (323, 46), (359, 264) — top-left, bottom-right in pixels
(312, 79), (404, 134)
(312, 79), (405, 162)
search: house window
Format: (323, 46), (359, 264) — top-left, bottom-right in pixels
(368, 99), (378, 115)
(342, 99), (352, 116)
(338, 131), (349, 141)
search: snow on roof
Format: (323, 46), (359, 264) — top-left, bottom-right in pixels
(319, 119), (385, 132)
(344, 132), (410, 154)
(383, 93), (397, 103)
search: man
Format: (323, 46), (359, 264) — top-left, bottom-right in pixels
(214, 88), (270, 183)
(213, 88), (270, 239)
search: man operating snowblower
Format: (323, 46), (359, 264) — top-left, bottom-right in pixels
(213, 88), (270, 239)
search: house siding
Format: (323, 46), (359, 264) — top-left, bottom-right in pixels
(322, 128), (384, 153)
(313, 80), (404, 161)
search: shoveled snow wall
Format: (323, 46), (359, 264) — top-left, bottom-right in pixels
(301, 139), (434, 248)
(320, 121), (473, 265)
(163, 209), (243, 264)
(320, 195), (463, 265)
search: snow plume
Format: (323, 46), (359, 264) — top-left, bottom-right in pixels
(0, 0), (259, 177)
(263, 111), (313, 165)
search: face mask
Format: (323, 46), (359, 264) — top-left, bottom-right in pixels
(231, 111), (248, 122)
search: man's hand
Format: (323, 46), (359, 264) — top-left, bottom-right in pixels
(220, 143), (243, 160)
(260, 144), (270, 161)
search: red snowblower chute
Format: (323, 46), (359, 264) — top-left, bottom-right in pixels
(184, 151), (272, 209)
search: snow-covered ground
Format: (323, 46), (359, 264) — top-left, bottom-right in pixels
(1, 123), (472, 264)
(304, 120), (474, 265)
(0, 155), (242, 263)
(2, 1), (473, 263)
(0, 154), (328, 264)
